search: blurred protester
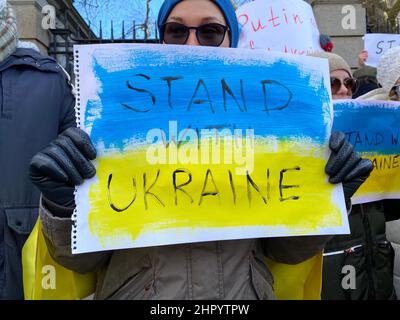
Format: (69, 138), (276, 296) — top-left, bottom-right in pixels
(352, 66), (380, 99)
(385, 201), (400, 298)
(309, 52), (358, 101)
(358, 47), (400, 299)
(311, 51), (398, 300)
(0, 0), (75, 299)
(358, 47), (400, 102)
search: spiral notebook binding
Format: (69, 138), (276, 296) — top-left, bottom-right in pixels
(72, 46), (81, 253)
(74, 47), (82, 129)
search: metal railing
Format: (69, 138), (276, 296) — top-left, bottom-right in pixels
(49, 19), (160, 75)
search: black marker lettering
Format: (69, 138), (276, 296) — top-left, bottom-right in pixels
(187, 79), (215, 113)
(143, 170), (165, 210)
(161, 76), (183, 109)
(199, 169), (220, 205)
(107, 174), (137, 212)
(261, 80), (293, 113)
(246, 171), (268, 206)
(123, 74), (156, 112)
(221, 79), (247, 112)
(279, 167), (301, 201)
(173, 169), (194, 205)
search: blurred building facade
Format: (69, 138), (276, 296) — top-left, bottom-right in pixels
(10, 0), (396, 71)
(9, 0), (94, 74)
(307, 0), (366, 69)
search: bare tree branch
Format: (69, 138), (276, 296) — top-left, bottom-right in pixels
(75, 0), (156, 39)
(366, 0), (400, 32)
(143, 0), (151, 39)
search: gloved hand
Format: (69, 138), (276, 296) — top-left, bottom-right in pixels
(326, 132), (373, 209)
(30, 127), (97, 208)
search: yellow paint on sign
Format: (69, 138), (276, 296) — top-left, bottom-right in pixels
(87, 140), (342, 247)
(354, 155), (400, 197)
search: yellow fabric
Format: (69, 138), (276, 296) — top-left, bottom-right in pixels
(22, 219), (96, 300)
(266, 252), (323, 300)
(22, 218), (322, 300)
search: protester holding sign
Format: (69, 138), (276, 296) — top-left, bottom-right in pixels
(310, 51), (398, 300)
(364, 34), (400, 68)
(358, 46), (400, 298)
(358, 49), (368, 68)
(28, 0), (372, 300)
(309, 52), (358, 101)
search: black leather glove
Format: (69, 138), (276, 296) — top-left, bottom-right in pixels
(30, 127), (97, 208)
(326, 132), (374, 209)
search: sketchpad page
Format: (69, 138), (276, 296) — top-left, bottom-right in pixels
(333, 100), (400, 204)
(236, 0), (322, 54)
(72, 43), (348, 254)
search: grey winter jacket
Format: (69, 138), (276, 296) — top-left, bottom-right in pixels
(39, 197), (332, 300)
(0, 48), (76, 299)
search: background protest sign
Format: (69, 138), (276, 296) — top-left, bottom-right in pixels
(234, 0), (252, 7)
(333, 100), (400, 204)
(364, 33), (400, 68)
(236, 0), (322, 54)
(73, 43), (348, 254)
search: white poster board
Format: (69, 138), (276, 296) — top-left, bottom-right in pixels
(72, 43), (348, 254)
(364, 33), (400, 68)
(236, 0), (322, 55)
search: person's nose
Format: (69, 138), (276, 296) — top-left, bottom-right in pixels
(337, 82), (349, 96)
(186, 29), (200, 46)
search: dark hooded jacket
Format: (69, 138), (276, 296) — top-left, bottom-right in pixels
(322, 201), (400, 300)
(0, 48), (76, 299)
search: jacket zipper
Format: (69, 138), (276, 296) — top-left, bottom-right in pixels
(361, 204), (376, 299)
(323, 244), (363, 256)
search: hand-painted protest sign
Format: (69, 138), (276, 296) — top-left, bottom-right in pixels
(73, 43), (348, 254)
(364, 33), (400, 68)
(236, 0), (322, 54)
(333, 100), (400, 204)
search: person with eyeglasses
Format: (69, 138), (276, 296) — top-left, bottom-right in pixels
(27, 0), (371, 300)
(310, 51), (399, 300)
(357, 46), (400, 299)
(309, 51), (359, 100)
(159, 14), (231, 47)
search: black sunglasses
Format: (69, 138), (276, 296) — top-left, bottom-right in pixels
(161, 22), (230, 47)
(330, 77), (359, 95)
